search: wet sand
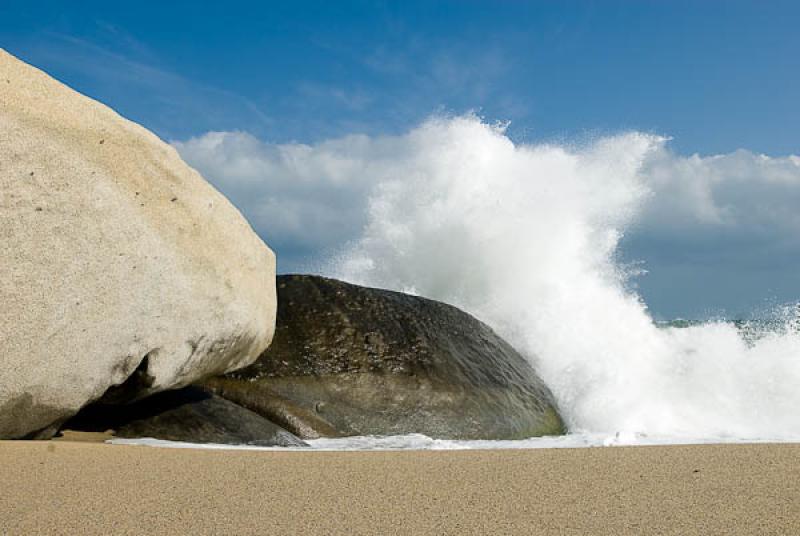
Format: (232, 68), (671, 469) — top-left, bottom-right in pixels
(1, 441), (798, 535)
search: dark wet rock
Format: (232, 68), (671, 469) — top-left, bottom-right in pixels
(64, 387), (306, 447)
(202, 275), (565, 440)
(0, 394), (66, 440)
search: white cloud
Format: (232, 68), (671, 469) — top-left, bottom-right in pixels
(640, 149), (800, 236)
(174, 115), (800, 316)
(173, 131), (380, 267)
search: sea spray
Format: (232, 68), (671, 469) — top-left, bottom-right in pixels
(328, 115), (800, 440)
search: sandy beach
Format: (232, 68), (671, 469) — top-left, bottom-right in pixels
(1, 441), (798, 535)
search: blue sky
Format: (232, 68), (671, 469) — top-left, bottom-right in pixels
(2, 1), (799, 318)
(3, 1), (798, 153)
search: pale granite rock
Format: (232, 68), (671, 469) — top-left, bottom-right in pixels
(0, 49), (276, 438)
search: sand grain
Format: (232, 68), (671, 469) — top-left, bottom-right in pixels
(1, 441), (798, 535)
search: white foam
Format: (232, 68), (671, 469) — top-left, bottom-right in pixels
(109, 433), (797, 452)
(323, 115), (800, 441)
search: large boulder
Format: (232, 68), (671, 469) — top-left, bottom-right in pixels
(64, 387), (306, 447)
(0, 50), (276, 439)
(204, 275), (565, 440)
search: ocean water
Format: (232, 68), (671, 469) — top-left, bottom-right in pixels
(120, 116), (800, 451)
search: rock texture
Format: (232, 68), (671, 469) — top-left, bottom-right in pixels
(204, 275), (565, 440)
(0, 50), (276, 439)
(64, 387), (306, 447)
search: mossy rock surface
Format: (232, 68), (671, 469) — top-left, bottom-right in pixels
(203, 275), (565, 440)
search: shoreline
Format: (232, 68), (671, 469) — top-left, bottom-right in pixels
(2, 440), (798, 535)
(108, 432), (800, 451)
